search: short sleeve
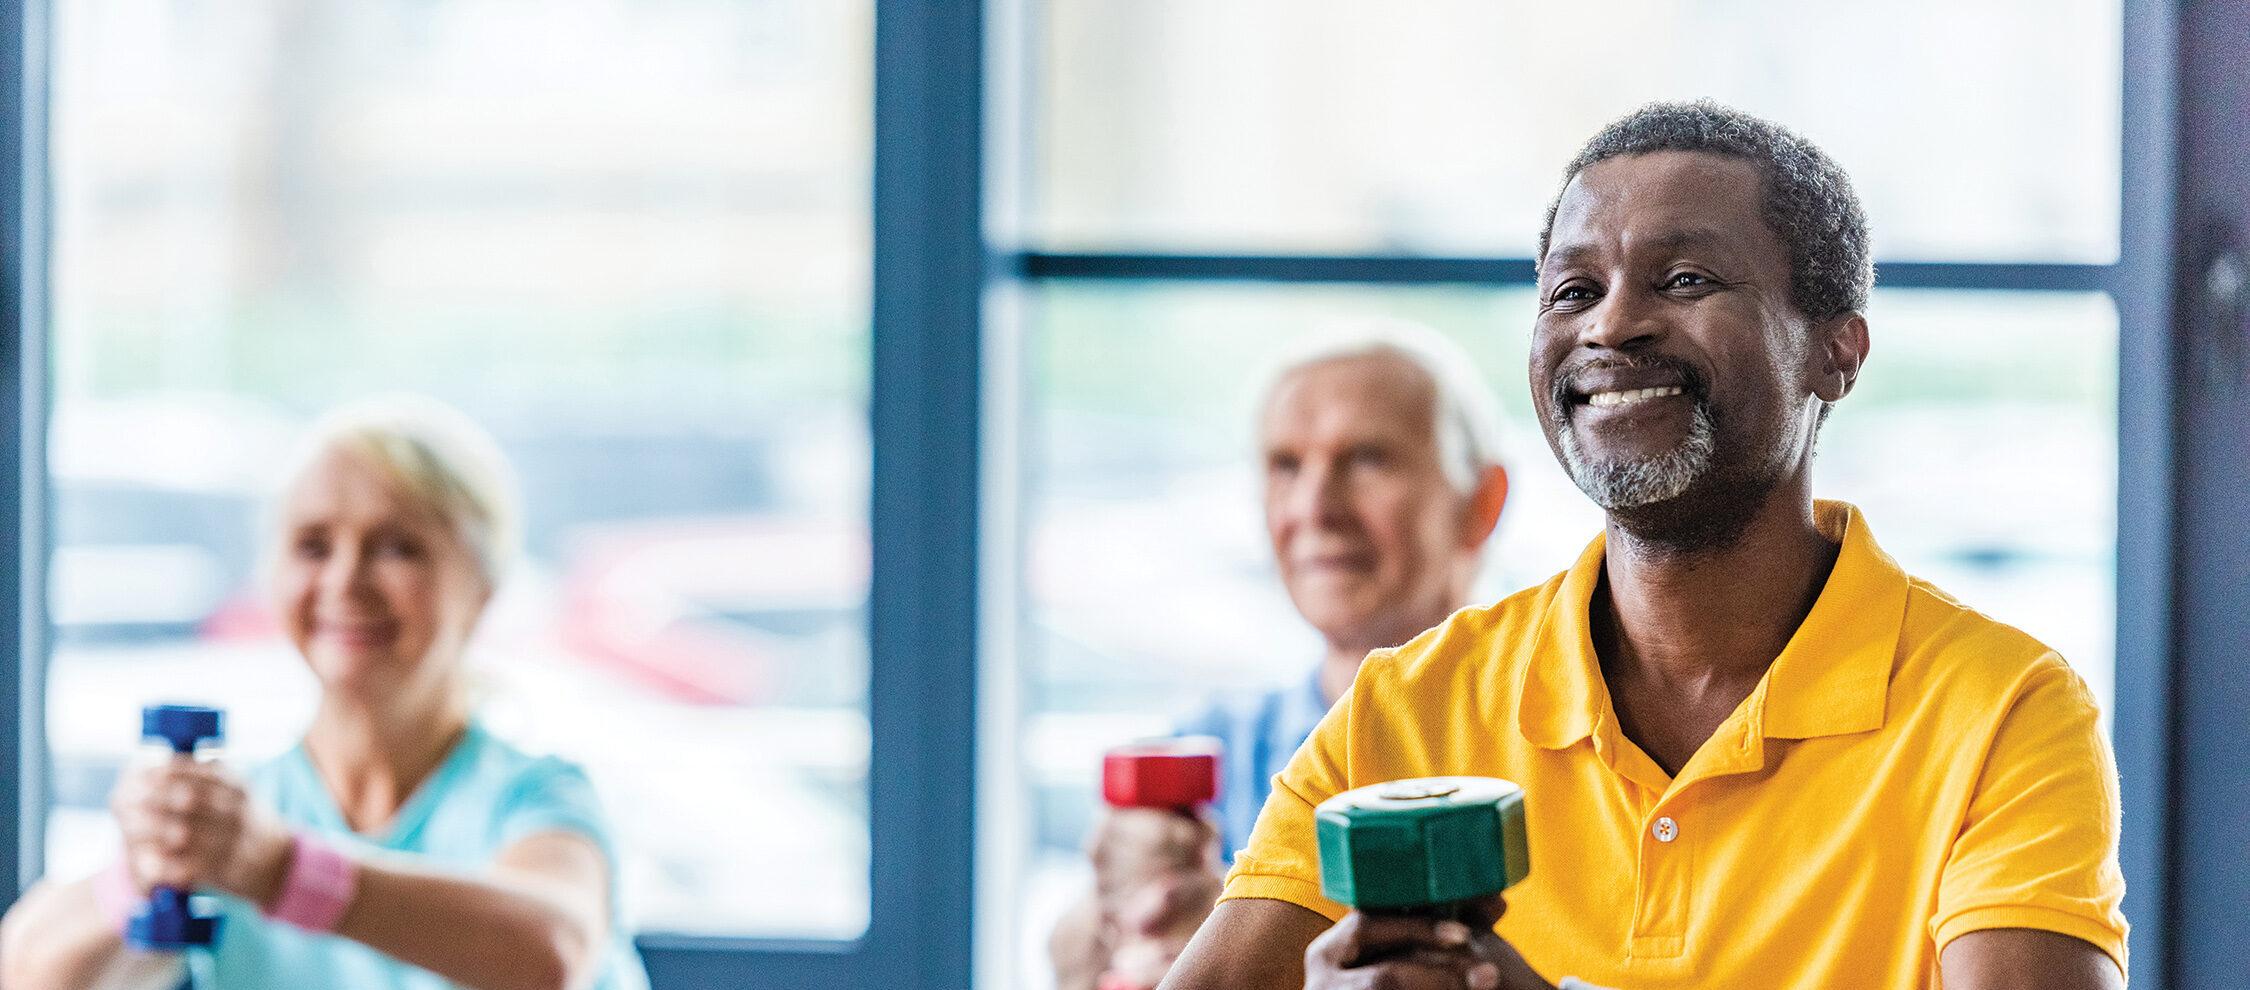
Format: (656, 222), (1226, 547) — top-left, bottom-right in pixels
(1172, 697), (1251, 859)
(1931, 658), (2129, 977)
(496, 756), (618, 867)
(495, 755), (651, 989)
(1217, 655), (1379, 921)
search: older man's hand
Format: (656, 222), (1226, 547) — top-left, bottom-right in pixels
(1061, 807), (1226, 990)
(1091, 807), (1222, 898)
(1302, 897), (1554, 990)
(1102, 864), (1225, 989)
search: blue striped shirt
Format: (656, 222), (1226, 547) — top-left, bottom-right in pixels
(1174, 669), (1333, 862)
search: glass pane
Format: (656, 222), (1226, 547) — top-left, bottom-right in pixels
(1008, 281), (2115, 986)
(44, 0), (872, 939)
(1028, 0), (2121, 262)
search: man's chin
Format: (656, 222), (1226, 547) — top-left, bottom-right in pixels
(1561, 429), (1715, 512)
(1555, 396), (1719, 511)
(1569, 460), (1700, 512)
(1578, 461), (1785, 555)
(1295, 599), (1384, 642)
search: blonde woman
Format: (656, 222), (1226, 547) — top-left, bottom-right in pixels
(2, 397), (650, 990)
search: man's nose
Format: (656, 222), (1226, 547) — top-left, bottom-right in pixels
(1579, 285), (1668, 352)
(1284, 460), (1354, 527)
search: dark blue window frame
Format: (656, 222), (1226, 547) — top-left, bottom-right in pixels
(637, 0), (986, 986)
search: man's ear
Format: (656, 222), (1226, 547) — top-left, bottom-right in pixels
(1464, 464), (1508, 549)
(1812, 312), (1871, 404)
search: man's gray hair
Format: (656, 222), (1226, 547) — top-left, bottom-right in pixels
(1257, 317), (1507, 495)
(1536, 99), (1875, 323)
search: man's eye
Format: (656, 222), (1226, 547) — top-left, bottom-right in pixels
(1267, 455), (1300, 476)
(1551, 283), (1597, 304)
(1664, 272), (1712, 289)
(293, 537), (327, 560)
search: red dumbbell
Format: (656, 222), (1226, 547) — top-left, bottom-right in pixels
(1095, 736), (1223, 990)
(1101, 736), (1221, 812)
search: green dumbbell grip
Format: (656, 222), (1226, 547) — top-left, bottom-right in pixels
(1315, 776), (1529, 913)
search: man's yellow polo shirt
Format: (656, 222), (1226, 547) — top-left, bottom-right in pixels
(1222, 501), (2127, 987)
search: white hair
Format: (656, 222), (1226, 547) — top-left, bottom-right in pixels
(277, 394), (522, 588)
(1255, 316), (1508, 494)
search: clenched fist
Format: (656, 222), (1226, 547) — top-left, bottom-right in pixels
(1303, 897), (1554, 990)
(109, 757), (294, 910)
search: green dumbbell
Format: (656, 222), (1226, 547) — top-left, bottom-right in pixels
(1315, 776), (1529, 920)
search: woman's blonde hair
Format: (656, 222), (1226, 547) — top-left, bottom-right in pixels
(280, 395), (522, 588)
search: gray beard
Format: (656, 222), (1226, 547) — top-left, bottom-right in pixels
(1557, 401), (1719, 510)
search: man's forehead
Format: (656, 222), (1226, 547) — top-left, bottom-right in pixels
(1546, 150), (1770, 260)
(1262, 353), (1438, 442)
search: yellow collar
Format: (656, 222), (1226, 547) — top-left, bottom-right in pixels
(1517, 500), (1910, 752)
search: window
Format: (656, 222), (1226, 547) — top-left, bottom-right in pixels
(5, 3), (2146, 987)
(1031, 0), (2120, 261)
(998, 3), (2125, 986)
(43, 0), (873, 941)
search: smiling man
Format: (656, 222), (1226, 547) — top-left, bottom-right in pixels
(1158, 102), (2128, 990)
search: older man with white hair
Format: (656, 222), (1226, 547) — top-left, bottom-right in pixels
(1052, 320), (1512, 990)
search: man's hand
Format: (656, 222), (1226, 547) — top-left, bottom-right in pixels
(1092, 807), (1223, 901)
(1092, 808), (1224, 990)
(1056, 807), (1226, 990)
(1304, 897), (1553, 990)
(1103, 868), (1226, 988)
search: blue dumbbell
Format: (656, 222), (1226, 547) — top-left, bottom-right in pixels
(124, 704), (226, 950)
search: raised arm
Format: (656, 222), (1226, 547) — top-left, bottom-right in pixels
(1160, 897), (1546, 990)
(1940, 929), (2123, 990)
(0, 874), (187, 990)
(0, 831), (611, 990)
(1159, 898), (1331, 990)
(5, 756), (614, 990)
(330, 829), (612, 990)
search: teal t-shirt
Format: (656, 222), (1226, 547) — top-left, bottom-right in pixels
(184, 722), (651, 990)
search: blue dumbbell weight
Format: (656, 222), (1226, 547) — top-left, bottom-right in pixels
(124, 704), (226, 951)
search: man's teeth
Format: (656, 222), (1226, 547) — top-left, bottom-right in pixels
(1587, 386), (1684, 408)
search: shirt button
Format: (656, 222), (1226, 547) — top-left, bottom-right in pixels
(1652, 816), (1679, 843)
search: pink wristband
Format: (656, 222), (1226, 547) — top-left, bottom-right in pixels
(265, 832), (359, 933)
(93, 858), (140, 933)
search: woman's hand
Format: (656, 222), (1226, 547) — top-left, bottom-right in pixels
(109, 758), (296, 910)
(1302, 897), (1554, 990)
